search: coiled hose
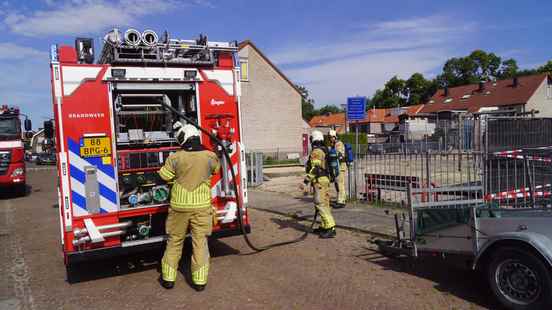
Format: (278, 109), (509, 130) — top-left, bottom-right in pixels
(162, 103), (317, 252)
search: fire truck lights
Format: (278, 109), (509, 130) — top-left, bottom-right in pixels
(0, 105), (19, 114)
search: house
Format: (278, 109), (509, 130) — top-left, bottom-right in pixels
(308, 112), (346, 134)
(238, 40), (304, 156)
(420, 73), (552, 116)
(398, 104), (435, 141)
(349, 108), (400, 134)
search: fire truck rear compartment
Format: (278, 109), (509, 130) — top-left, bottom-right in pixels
(113, 88), (197, 218)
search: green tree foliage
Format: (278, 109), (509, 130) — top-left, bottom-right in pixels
(297, 84), (316, 121)
(436, 50), (526, 87)
(538, 60), (552, 74)
(371, 73), (436, 108)
(499, 58), (519, 79)
(297, 84), (343, 121)
(318, 105), (343, 115)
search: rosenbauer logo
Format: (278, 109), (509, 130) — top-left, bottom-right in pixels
(210, 99), (225, 106)
(68, 113), (105, 119)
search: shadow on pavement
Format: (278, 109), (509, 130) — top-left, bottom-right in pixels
(357, 247), (505, 310)
(66, 238), (239, 284)
(0, 184), (32, 200)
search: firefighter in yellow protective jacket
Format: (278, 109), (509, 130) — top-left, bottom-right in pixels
(304, 130), (336, 238)
(329, 129), (347, 208)
(158, 122), (220, 291)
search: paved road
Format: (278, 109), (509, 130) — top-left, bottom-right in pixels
(0, 169), (503, 309)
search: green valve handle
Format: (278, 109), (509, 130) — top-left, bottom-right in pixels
(153, 186), (169, 203)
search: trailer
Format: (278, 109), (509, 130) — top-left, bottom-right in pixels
(49, 28), (249, 280)
(376, 184), (552, 310)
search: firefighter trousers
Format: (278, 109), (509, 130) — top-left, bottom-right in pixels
(161, 207), (212, 285)
(315, 177), (336, 229)
(336, 164), (347, 204)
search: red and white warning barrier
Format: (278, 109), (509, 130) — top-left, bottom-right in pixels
(486, 184), (552, 201)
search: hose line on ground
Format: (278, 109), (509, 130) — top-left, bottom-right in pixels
(161, 103), (317, 252)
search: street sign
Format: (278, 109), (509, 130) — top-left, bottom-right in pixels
(346, 97), (366, 121)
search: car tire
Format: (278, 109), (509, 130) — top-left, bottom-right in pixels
(487, 246), (552, 310)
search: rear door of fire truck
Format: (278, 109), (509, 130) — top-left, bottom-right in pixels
(50, 34), (249, 272)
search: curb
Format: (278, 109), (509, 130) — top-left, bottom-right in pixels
(250, 205), (394, 239)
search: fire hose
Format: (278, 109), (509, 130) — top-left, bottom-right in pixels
(161, 103), (318, 252)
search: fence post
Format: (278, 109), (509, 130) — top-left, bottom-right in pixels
(425, 151), (432, 202)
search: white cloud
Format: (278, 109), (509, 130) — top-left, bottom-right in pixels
(3, 0), (197, 36)
(0, 57), (51, 124)
(285, 48), (446, 106)
(0, 42), (46, 59)
(266, 16), (475, 106)
(271, 16), (473, 67)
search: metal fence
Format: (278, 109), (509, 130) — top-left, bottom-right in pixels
(484, 117), (552, 153)
(355, 148), (552, 209)
(357, 151), (482, 207)
(245, 152), (263, 187)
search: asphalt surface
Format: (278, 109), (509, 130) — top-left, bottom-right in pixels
(0, 169), (504, 310)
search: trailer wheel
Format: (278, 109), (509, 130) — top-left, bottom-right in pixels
(487, 247), (552, 310)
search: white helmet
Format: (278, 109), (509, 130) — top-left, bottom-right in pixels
(174, 122), (200, 145)
(329, 129), (337, 138)
(311, 130), (324, 143)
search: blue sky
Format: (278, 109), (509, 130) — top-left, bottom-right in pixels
(0, 0), (550, 126)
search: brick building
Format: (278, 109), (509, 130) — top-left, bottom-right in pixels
(238, 40), (303, 156)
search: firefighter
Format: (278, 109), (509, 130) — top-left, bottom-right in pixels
(304, 130), (336, 238)
(329, 129), (347, 208)
(158, 122), (220, 291)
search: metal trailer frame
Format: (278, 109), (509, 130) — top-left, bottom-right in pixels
(377, 184), (552, 309)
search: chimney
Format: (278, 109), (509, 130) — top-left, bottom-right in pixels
(513, 77), (519, 88)
(444, 86), (449, 97)
(479, 81), (485, 92)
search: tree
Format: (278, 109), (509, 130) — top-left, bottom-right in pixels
(371, 76), (406, 108)
(469, 50), (501, 81)
(537, 60), (552, 74)
(499, 58), (519, 79)
(318, 105), (343, 115)
(371, 73), (436, 108)
(437, 57), (479, 87)
(297, 84), (316, 121)
(404, 73), (438, 105)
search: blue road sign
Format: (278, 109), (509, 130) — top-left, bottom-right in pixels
(347, 97), (366, 121)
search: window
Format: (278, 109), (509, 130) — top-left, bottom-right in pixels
(240, 58), (249, 81)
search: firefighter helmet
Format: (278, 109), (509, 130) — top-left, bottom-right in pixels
(174, 122), (200, 145)
(311, 130), (324, 143)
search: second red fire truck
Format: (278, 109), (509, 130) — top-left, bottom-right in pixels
(50, 28), (249, 279)
(0, 105), (28, 195)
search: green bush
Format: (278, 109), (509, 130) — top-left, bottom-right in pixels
(336, 133), (367, 145)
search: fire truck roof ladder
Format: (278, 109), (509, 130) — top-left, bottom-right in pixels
(98, 28), (239, 66)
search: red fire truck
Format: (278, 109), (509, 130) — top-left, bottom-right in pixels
(0, 105), (27, 195)
(50, 28), (249, 278)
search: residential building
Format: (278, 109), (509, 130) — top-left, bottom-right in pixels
(308, 112), (346, 134)
(238, 40), (303, 156)
(420, 73), (552, 116)
(349, 108), (399, 134)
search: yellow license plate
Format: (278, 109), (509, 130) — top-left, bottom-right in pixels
(80, 137), (112, 158)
